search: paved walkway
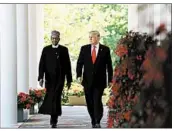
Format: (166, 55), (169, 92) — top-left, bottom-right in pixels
(19, 106), (108, 128)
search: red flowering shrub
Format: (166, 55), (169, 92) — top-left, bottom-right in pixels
(107, 31), (153, 128)
(18, 92), (35, 109)
(108, 29), (171, 128)
(29, 88), (46, 103)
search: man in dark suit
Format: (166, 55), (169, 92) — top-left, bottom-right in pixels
(76, 30), (113, 128)
(38, 30), (72, 128)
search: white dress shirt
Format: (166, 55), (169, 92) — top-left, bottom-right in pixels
(52, 44), (59, 48)
(91, 43), (99, 57)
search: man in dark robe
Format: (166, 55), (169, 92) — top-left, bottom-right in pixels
(38, 30), (72, 128)
(76, 30), (113, 128)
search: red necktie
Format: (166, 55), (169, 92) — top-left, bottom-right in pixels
(92, 46), (96, 64)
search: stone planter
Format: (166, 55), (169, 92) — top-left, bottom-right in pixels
(102, 96), (109, 106)
(38, 101), (43, 109)
(68, 96), (109, 106)
(29, 105), (35, 114)
(17, 108), (24, 122)
(23, 109), (29, 120)
(30, 104), (38, 114)
(68, 96), (86, 105)
(18, 108), (29, 122)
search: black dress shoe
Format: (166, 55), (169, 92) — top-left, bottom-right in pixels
(51, 124), (57, 128)
(95, 124), (101, 128)
(92, 124), (96, 128)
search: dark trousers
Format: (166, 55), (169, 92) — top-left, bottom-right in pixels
(50, 115), (58, 125)
(84, 86), (104, 125)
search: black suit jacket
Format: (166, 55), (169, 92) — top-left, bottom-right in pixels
(38, 45), (72, 87)
(76, 44), (113, 89)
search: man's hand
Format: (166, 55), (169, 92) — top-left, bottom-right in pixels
(39, 79), (44, 87)
(108, 82), (113, 88)
(66, 82), (71, 90)
(77, 77), (82, 84)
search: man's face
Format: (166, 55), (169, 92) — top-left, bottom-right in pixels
(89, 34), (100, 45)
(51, 35), (60, 45)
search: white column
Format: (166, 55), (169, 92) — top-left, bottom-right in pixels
(128, 4), (139, 32)
(0, 4), (17, 128)
(154, 4), (171, 32)
(28, 4), (38, 89)
(166, 4), (172, 32)
(138, 4), (154, 34)
(36, 4), (44, 88)
(16, 4), (29, 93)
(28, 4), (44, 89)
(16, 4), (29, 121)
(0, 14), (1, 128)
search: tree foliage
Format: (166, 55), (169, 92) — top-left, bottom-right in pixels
(44, 4), (128, 79)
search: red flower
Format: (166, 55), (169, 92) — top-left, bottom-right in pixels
(142, 58), (152, 71)
(123, 111), (132, 121)
(143, 72), (153, 85)
(155, 47), (167, 62)
(115, 44), (128, 57)
(107, 117), (114, 128)
(114, 68), (122, 77)
(20, 97), (26, 102)
(136, 55), (142, 60)
(112, 87), (118, 94)
(128, 71), (135, 80)
(156, 23), (167, 34)
(26, 104), (31, 109)
(154, 71), (164, 81)
(112, 78), (116, 83)
(107, 99), (114, 108)
(19, 92), (26, 97)
(35, 90), (42, 97)
(110, 96), (115, 101)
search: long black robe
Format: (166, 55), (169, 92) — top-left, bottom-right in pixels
(38, 45), (72, 116)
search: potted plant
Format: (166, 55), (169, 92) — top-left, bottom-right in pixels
(35, 88), (46, 108)
(68, 83), (86, 105)
(29, 88), (46, 114)
(17, 92), (35, 122)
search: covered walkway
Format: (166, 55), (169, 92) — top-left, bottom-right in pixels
(19, 106), (108, 128)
